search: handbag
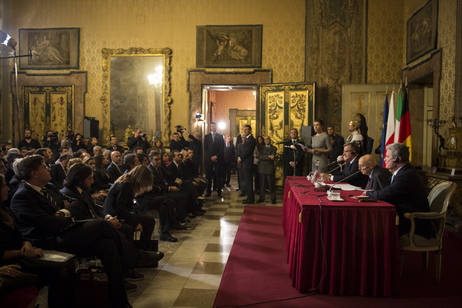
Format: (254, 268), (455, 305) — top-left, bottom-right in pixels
(74, 265), (108, 307)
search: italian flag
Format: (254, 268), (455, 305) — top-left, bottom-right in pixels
(395, 85), (412, 161)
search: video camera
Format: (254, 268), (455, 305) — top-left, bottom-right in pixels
(175, 125), (186, 134)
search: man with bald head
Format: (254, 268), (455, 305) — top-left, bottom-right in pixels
(358, 154), (391, 191)
(107, 150), (124, 182)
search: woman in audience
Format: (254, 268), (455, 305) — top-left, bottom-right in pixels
(136, 153), (149, 166)
(104, 165), (155, 242)
(152, 139), (164, 152)
(0, 174), (73, 307)
(93, 154), (112, 192)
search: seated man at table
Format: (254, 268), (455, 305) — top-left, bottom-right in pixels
(359, 154), (391, 191)
(320, 142), (368, 188)
(366, 143), (433, 238)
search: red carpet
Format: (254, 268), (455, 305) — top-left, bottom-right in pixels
(213, 205), (462, 308)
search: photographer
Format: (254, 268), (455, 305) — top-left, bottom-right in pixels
(170, 126), (188, 152)
(127, 128), (150, 153)
(71, 133), (87, 153)
(42, 131), (60, 154)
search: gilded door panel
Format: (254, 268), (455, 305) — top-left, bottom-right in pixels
(260, 83), (315, 184)
(24, 86), (74, 140)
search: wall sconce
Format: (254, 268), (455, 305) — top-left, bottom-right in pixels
(195, 113), (204, 121)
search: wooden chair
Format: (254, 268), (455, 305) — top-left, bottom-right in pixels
(399, 181), (457, 282)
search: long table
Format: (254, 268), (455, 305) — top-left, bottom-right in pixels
(283, 177), (400, 297)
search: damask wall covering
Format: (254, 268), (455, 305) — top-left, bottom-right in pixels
(5, 0), (306, 142)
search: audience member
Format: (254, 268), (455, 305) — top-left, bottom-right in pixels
(107, 136), (125, 153)
(107, 151), (124, 183)
(50, 154), (72, 190)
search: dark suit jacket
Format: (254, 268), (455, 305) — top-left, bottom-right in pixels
(223, 142), (235, 164)
(258, 145), (277, 175)
(204, 132), (224, 166)
(104, 182), (140, 229)
(50, 163), (67, 190)
(283, 139), (305, 175)
(239, 134), (256, 170)
(366, 163), (432, 238)
(107, 162), (123, 183)
(368, 165), (392, 191)
(61, 186), (105, 220)
(17, 138), (41, 150)
(332, 156), (369, 188)
(9, 182), (75, 248)
(106, 144), (125, 153)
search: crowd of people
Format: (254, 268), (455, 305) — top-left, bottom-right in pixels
(0, 114), (435, 307)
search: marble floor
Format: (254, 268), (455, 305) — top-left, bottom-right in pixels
(129, 174), (282, 308)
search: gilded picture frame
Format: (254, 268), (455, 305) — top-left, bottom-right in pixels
(406, 0), (438, 64)
(19, 27), (80, 69)
(196, 25), (262, 68)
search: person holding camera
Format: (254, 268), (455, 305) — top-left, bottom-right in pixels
(170, 128), (188, 152)
(127, 128), (150, 153)
(42, 131), (60, 154)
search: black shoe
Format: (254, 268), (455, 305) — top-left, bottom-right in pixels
(217, 193), (223, 198)
(242, 199), (254, 204)
(225, 184), (231, 187)
(187, 213), (196, 218)
(133, 251), (164, 268)
(172, 222), (188, 230)
(255, 199), (265, 203)
(160, 232), (178, 242)
(236, 188), (240, 191)
(124, 280), (137, 292)
(197, 209), (207, 213)
(125, 268), (144, 281)
(195, 211), (204, 216)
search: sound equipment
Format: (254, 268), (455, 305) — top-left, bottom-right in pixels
(84, 117), (99, 139)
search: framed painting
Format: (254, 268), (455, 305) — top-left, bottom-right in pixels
(196, 25), (262, 68)
(19, 28), (80, 69)
(406, 0), (438, 64)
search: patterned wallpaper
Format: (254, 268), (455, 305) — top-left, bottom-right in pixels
(367, 0), (404, 84)
(6, 0), (306, 141)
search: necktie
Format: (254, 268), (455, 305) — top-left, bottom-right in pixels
(365, 177), (372, 190)
(83, 191), (98, 218)
(227, 143), (230, 148)
(212, 133), (215, 142)
(391, 173), (396, 184)
(41, 188), (59, 211)
(113, 146), (116, 151)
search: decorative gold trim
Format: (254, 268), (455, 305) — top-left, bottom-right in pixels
(100, 47), (172, 144)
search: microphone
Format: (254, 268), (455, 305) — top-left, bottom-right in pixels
(284, 145), (297, 150)
(326, 161), (347, 174)
(328, 169), (362, 192)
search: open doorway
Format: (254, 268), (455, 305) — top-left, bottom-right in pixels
(201, 85), (257, 140)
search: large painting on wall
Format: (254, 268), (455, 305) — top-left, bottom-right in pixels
(196, 25), (262, 68)
(406, 0), (437, 64)
(19, 28), (80, 69)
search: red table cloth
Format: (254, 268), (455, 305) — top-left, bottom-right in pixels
(283, 177), (400, 296)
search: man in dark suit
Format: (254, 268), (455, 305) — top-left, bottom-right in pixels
(107, 135), (125, 153)
(359, 154), (391, 191)
(283, 128), (305, 177)
(188, 133), (202, 174)
(50, 153), (71, 189)
(256, 136), (277, 204)
(238, 125), (256, 204)
(222, 135), (235, 187)
(320, 142), (369, 188)
(17, 129), (42, 150)
(204, 122), (224, 197)
(107, 150), (123, 183)
(9, 155), (133, 307)
(366, 143), (433, 238)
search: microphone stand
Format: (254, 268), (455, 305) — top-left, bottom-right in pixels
(293, 146), (298, 176)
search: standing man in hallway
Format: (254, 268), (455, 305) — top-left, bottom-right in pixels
(204, 122), (224, 197)
(222, 135), (235, 187)
(238, 125), (256, 204)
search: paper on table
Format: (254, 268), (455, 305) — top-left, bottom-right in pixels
(41, 250), (75, 262)
(327, 183), (360, 191)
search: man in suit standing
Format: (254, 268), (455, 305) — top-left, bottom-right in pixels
(366, 143), (433, 238)
(238, 125), (256, 204)
(256, 136), (277, 204)
(359, 154), (391, 191)
(204, 122), (224, 198)
(107, 136), (125, 153)
(283, 128), (305, 177)
(107, 150), (123, 183)
(320, 142), (369, 188)
(9, 155), (133, 307)
(222, 135), (235, 187)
